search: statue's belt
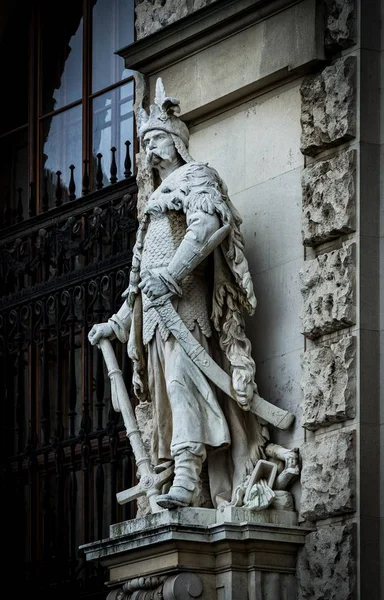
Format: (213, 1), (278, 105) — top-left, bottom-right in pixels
(145, 294), (294, 431)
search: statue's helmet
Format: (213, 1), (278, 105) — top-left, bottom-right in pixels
(136, 78), (193, 163)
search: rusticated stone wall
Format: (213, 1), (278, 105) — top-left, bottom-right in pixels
(300, 242), (356, 338)
(300, 56), (356, 157)
(300, 429), (356, 520)
(297, 524), (357, 600)
(297, 4), (358, 596)
(301, 150), (356, 245)
(301, 335), (356, 430)
(135, 0), (218, 39)
(324, 0), (356, 51)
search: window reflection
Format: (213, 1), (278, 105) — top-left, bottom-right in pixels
(92, 0), (134, 93)
(92, 82), (134, 186)
(41, 1), (83, 115)
(42, 106), (82, 205)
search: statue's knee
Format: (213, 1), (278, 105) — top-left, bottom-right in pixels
(166, 377), (186, 397)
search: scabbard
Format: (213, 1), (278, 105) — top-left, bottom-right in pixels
(152, 299), (294, 430)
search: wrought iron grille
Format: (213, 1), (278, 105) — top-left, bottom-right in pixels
(0, 165), (138, 599)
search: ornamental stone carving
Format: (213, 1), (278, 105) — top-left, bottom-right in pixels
(300, 429), (356, 521)
(300, 242), (355, 339)
(297, 523), (356, 600)
(300, 56), (356, 157)
(302, 150), (356, 246)
(301, 335), (356, 430)
(324, 0), (356, 51)
(107, 573), (203, 600)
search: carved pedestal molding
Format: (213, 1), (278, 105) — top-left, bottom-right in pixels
(301, 335), (356, 430)
(106, 573), (203, 600)
(80, 509), (310, 600)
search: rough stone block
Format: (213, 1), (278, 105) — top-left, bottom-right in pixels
(300, 430), (356, 521)
(302, 150), (356, 246)
(324, 0), (356, 51)
(297, 523), (356, 600)
(300, 56), (356, 156)
(300, 242), (355, 339)
(301, 336), (356, 430)
(135, 0), (217, 39)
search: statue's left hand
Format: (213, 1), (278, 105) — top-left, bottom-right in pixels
(139, 270), (169, 299)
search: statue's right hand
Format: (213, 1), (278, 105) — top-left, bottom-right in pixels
(88, 322), (114, 346)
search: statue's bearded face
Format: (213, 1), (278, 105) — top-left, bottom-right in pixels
(142, 130), (178, 170)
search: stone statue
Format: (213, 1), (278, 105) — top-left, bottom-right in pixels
(88, 78), (299, 512)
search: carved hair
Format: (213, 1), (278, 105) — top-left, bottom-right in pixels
(170, 134), (194, 164)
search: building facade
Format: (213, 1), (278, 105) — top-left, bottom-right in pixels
(1, 0), (383, 598)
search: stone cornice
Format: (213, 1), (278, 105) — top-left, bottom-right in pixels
(116, 0), (319, 75)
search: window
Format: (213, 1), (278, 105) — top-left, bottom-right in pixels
(0, 3), (137, 598)
(0, 0), (135, 223)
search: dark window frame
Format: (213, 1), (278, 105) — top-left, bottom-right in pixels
(0, 0), (136, 221)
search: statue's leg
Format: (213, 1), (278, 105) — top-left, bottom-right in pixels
(152, 330), (229, 509)
(156, 442), (206, 508)
(264, 443), (300, 490)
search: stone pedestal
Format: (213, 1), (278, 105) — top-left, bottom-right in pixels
(80, 509), (311, 599)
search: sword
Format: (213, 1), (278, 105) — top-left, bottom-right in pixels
(97, 338), (173, 510)
(145, 296), (294, 430)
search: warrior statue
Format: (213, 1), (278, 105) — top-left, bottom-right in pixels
(88, 78), (299, 511)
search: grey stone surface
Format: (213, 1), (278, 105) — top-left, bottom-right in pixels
(302, 150), (356, 246)
(135, 0), (218, 39)
(297, 524), (356, 600)
(300, 56), (356, 156)
(135, 401), (154, 517)
(144, 1), (323, 119)
(300, 430), (356, 521)
(110, 507), (217, 538)
(300, 242), (355, 339)
(217, 505), (298, 526)
(301, 336), (356, 430)
(324, 0), (357, 51)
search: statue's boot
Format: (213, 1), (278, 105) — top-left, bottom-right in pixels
(156, 448), (204, 509)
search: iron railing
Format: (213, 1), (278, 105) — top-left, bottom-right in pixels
(0, 155), (138, 599)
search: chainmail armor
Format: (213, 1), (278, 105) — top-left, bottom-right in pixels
(141, 210), (212, 345)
